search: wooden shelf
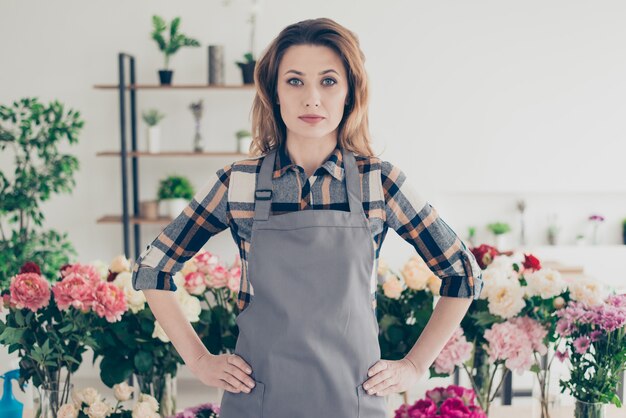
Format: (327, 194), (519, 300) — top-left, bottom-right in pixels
(96, 150), (249, 157)
(93, 83), (255, 90)
(97, 215), (173, 225)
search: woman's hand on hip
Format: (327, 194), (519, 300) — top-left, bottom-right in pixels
(361, 358), (423, 396)
(189, 352), (257, 394)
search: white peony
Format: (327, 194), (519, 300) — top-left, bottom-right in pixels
(57, 403), (79, 418)
(382, 274), (403, 299)
(176, 287), (202, 322)
(569, 276), (607, 306)
(487, 277), (526, 318)
(524, 268), (566, 299)
(114, 272), (146, 313)
(152, 321), (170, 343)
(138, 393), (159, 412)
(85, 400), (113, 418)
(401, 255), (436, 291)
(110, 255), (131, 273)
(113, 381), (134, 402)
(480, 267), (515, 300)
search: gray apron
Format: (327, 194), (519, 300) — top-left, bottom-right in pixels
(219, 146), (387, 418)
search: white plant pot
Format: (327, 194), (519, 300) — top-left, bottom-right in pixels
(237, 136), (252, 154)
(161, 198), (188, 219)
(495, 233), (509, 251)
(147, 125), (161, 153)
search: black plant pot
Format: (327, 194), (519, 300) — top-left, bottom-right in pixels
(158, 69), (173, 85)
(623, 228), (626, 245)
(237, 61), (256, 84)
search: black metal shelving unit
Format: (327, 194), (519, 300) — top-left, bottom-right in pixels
(94, 52), (254, 260)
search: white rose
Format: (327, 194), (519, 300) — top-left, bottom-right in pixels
(76, 387), (101, 406)
(176, 289), (201, 322)
(110, 255), (131, 273)
(487, 278), (526, 318)
(480, 267), (513, 300)
(113, 381), (134, 402)
(132, 401), (159, 418)
(173, 272), (186, 289)
(569, 276), (606, 306)
(138, 394), (159, 412)
(401, 256), (435, 291)
(85, 400), (113, 418)
(377, 258), (390, 278)
(152, 321), (170, 343)
(382, 274), (403, 299)
(57, 403), (79, 418)
(524, 268), (566, 299)
(427, 274), (441, 296)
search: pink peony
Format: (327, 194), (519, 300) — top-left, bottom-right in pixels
(484, 317), (547, 374)
(434, 328), (473, 374)
(440, 397), (471, 417)
(60, 263), (101, 283)
(91, 281), (127, 322)
(52, 272), (96, 312)
(445, 384), (476, 406)
(407, 398), (437, 417)
(9, 273), (51, 312)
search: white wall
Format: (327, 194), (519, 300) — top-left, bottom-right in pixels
(1, 0), (626, 409)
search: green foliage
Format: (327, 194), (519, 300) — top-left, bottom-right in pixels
(236, 52), (255, 65)
(235, 129), (251, 139)
(151, 15), (201, 69)
(157, 175), (194, 200)
(141, 109), (165, 126)
(486, 222), (511, 235)
(0, 97), (83, 288)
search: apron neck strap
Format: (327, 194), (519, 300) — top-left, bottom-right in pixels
(254, 145), (363, 221)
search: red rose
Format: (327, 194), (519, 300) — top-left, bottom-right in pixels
(522, 253), (541, 271)
(469, 244), (499, 269)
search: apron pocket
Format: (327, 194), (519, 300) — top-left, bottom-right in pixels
(356, 383), (386, 418)
(219, 381), (265, 418)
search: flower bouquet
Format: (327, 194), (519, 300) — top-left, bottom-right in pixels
(393, 384), (487, 418)
(375, 255), (439, 404)
(434, 245), (577, 417)
(89, 255), (202, 417)
(166, 402), (220, 418)
(0, 261), (127, 418)
(555, 293), (626, 418)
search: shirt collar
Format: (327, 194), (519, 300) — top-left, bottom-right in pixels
(274, 142), (345, 181)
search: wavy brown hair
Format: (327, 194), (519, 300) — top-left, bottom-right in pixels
(248, 17), (376, 158)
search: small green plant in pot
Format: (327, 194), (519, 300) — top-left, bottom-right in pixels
(487, 221), (511, 251)
(236, 52), (256, 84)
(151, 15), (201, 85)
(142, 108), (165, 153)
(157, 175), (195, 219)
(235, 129), (252, 154)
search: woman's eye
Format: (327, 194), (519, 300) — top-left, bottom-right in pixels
(287, 78), (303, 86)
(286, 78), (337, 86)
(322, 78), (337, 86)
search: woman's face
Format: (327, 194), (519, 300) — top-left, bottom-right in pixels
(276, 44), (349, 143)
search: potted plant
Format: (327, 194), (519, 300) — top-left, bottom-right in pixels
(142, 109), (165, 153)
(236, 52), (256, 85)
(235, 129), (252, 154)
(150, 15), (201, 85)
(157, 175), (195, 218)
(486, 221), (511, 250)
(0, 97), (83, 289)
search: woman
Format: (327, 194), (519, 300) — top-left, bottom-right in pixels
(132, 17), (483, 418)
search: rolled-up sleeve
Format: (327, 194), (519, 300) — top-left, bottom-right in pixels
(131, 164), (232, 292)
(381, 161), (484, 299)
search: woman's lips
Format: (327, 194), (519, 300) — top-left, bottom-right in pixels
(299, 116), (325, 124)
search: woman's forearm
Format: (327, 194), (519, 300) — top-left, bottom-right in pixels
(404, 296), (473, 375)
(142, 289), (212, 369)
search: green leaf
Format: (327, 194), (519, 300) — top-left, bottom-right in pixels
(134, 350), (153, 374)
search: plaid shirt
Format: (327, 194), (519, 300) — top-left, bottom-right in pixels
(131, 143), (484, 312)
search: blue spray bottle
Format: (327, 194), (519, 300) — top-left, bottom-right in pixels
(0, 368), (24, 418)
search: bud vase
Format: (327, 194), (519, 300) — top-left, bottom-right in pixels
(33, 381), (74, 418)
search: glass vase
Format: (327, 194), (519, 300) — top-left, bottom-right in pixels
(574, 399), (605, 418)
(33, 381), (74, 418)
(134, 373), (178, 417)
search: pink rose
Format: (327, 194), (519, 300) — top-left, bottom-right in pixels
(9, 273), (51, 312)
(227, 272), (241, 293)
(183, 271), (206, 295)
(207, 264), (229, 289)
(60, 263), (101, 283)
(440, 397), (471, 417)
(91, 281), (127, 322)
(52, 272), (96, 312)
